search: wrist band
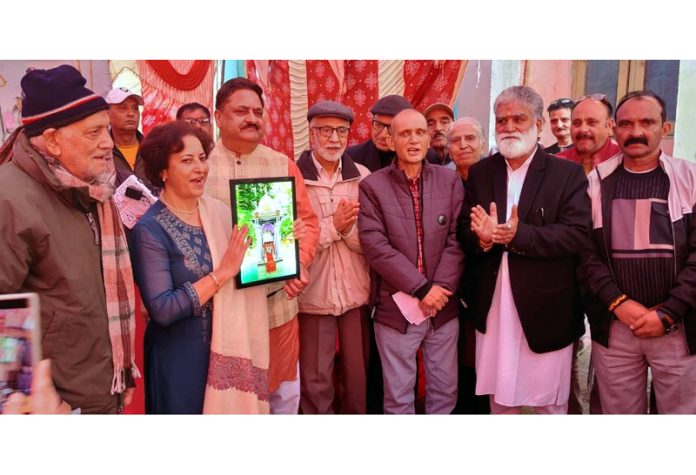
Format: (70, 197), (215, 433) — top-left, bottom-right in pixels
(608, 294), (628, 312)
(209, 272), (221, 291)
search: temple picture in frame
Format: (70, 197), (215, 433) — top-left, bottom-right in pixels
(229, 177), (299, 289)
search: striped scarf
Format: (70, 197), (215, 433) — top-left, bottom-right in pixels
(43, 153), (140, 394)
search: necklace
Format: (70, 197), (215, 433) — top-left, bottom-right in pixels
(160, 195), (199, 215)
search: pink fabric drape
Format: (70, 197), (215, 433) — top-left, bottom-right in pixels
(305, 60), (379, 147)
(403, 60), (466, 111)
(247, 60), (294, 160)
(138, 60), (214, 134)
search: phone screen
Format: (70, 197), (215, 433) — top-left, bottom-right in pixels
(0, 293), (40, 413)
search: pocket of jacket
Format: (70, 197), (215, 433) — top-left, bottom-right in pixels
(318, 195), (335, 218)
(650, 201), (672, 245)
(40, 310), (68, 359)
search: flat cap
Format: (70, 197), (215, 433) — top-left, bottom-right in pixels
(307, 100), (354, 124)
(423, 102), (454, 119)
(370, 94), (412, 116)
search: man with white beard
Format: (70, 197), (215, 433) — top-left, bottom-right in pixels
(458, 85), (591, 414)
(295, 101), (371, 413)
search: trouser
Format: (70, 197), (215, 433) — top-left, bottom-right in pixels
(453, 317), (490, 414)
(298, 307), (369, 414)
(366, 319), (384, 414)
(375, 318), (458, 414)
(592, 320), (696, 414)
(269, 361), (300, 414)
(489, 398), (568, 415)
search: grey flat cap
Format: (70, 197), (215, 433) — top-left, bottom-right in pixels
(370, 94), (413, 116)
(307, 100), (354, 124)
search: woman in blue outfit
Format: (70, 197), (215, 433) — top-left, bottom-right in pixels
(130, 121), (248, 414)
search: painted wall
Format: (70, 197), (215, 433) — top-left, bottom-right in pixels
(525, 60), (573, 147)
(487, 60), (522, 151)
(0, 60), (111, 142)
(674, 60), (696, 162)
(454, 60), (493, 152)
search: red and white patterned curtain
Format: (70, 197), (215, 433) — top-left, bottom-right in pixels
(245, 60), (467, 160)
(138, 60), (215, 135)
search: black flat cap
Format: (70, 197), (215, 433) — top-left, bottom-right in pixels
(370, 94), (413, 116)
(307, 100), (354, 124)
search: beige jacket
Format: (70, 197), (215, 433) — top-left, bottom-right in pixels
(295, 151), (370, 315)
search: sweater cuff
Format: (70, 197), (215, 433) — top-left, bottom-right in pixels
(414, 282), (432, 300)
(597, 282), (625, 310)
(661, 298), (688, 322)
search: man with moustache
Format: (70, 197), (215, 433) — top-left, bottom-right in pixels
(105, 87), (144, 186)
(446, 117), (486, 180)
(558, 94), (620, 175)
(459, 86), (590, 414)
(205, 77), (319, 414)
(177, 102), (214, 139)
(578, 90), (696, 414)
(545, 98), (574, 155)
(295, 101), (371, 414)
(424, 102), (454, 166)
(358, 109), (464, 414)
(347, 94), (413, 173)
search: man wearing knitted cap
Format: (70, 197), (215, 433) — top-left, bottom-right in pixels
(0, 64), (139, 414)
(347, 94), (412, 173)
(295, 101), (371, 413)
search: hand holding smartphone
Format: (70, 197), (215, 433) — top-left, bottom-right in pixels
(0, 293), (40, 414)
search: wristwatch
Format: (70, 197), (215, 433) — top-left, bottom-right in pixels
(656, 309), (679, 334)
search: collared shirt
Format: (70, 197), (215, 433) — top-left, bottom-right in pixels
(404, 166), (425, 274)
(475, 147), (572, 407)
(558, 139), (621, 175)
(311, 152), (342, 188)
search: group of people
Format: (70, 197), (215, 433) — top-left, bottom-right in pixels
(0, 63), (694, 415)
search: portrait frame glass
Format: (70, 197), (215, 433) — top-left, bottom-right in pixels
(229, 176), (299, 289)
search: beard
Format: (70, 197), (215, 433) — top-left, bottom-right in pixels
(314, 146), (344, 162)
(495, 125), (538, 159)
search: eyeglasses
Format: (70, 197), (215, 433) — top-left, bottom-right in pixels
(371, 119), (391, 134)
(573, 93), (614, 115)
(311, 126), (350, 138)
(547, 98), (573, 112)
(184, 118), (211, 126)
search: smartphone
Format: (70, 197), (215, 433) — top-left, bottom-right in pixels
(0, 293), (40, 413)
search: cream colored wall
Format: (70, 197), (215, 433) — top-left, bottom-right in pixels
(674, 60), (696, 162)
(0, 60), (111, 141)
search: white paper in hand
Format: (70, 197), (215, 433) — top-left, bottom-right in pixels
(392, 291), (431, 326)
(113, 175), (158, 229)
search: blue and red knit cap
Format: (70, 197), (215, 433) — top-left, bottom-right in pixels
(20, 64), (108, 137)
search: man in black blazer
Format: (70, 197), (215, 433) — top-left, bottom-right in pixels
(458, 85), (590, 414)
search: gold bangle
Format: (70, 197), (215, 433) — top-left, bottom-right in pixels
(209, 272), (221, 291)
(608, 294), (628, 312)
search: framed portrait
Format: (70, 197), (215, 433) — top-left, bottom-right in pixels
(229, 177), (299, 289)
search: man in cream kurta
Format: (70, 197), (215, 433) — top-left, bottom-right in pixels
(461, 86), (589, 414)
(206, 77), (319, 414)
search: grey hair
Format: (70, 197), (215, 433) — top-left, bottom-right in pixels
(494, 85), (544, 120)
(447, 117), (485, 142)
